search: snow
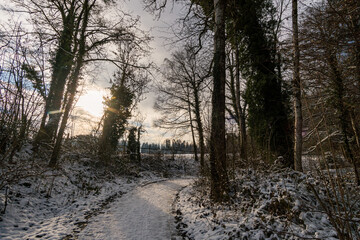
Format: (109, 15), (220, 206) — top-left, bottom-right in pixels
(0, 143), (197, 239)
(2, 142), (359, 240)
(0, 166), (142, 240)
(174, 168), (360, 240)
(79, 178), (193, 240)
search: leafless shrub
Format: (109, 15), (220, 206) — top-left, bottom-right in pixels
(0, 22), (45, 163)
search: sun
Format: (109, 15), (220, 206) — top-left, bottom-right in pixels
(75, 89), (107, 118)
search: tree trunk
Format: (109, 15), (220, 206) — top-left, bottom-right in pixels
(234, 47), (247, 162)
(193, 87), (205, 170)
(35, 2), (77, 145)
(98, 108), (121, 162)
(137, 126), (142, 164)
(49, 78), (76, 167)
(49, 0), (90, 167)
(292, 0), (303, 172)
(350, 111), (360, 149)
(239, 111), (247, 161)
(188, 99), (199, 163)
(210, 0), (229, 202)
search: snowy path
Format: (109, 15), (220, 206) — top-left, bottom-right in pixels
(78, 178), (192, 240)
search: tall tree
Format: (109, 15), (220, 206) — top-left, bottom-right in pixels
(209, 0), (229, 201)
(229, 0), (293, 165)
(30, 0), (81, 144)
(146, 0), (230, 200)
(98, 40), (150, 162)
(49, 0), (91, 167)
(99, 82), (134, 161)
(292, 0), (303, 171)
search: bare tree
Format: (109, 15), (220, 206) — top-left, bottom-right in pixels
(300, 1), (360, 184)
(155, 45), (210, 170)
(6, 0), (146, 146)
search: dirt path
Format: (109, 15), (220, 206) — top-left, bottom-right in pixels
(78, 178), (192, 240)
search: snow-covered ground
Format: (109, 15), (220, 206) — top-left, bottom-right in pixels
(174, 168), (360, 240)
(2, 142), (359, 240)
(0, 162), (161, 239)
(79, 178), (193, 240)
(0, 143), (198, 239)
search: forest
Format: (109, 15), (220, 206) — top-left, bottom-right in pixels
(0, 0), (359, 239)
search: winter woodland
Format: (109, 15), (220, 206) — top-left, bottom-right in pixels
(0, 0), (359, 239)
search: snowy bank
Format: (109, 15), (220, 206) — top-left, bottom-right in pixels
(175, 168), (360, 240)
